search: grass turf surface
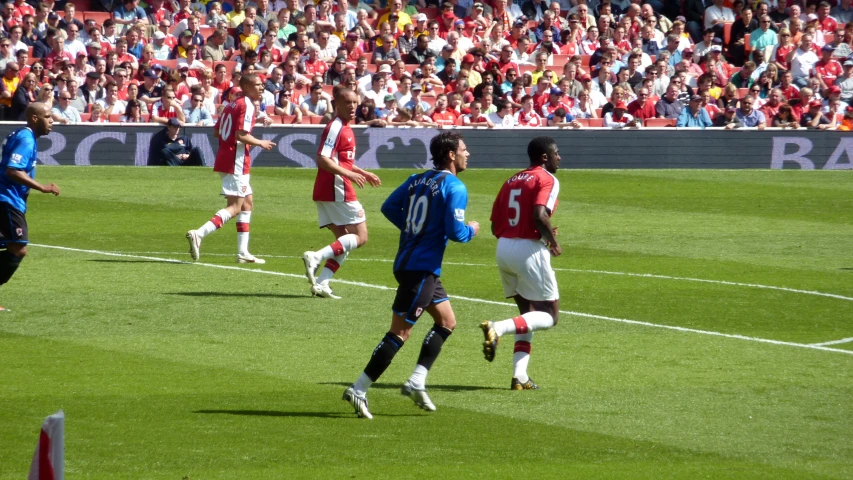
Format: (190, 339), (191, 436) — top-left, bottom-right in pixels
(1, 167), (852, 479)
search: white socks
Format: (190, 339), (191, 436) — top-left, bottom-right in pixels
(353, 372), (373, 396)
(236, 211), (251, 254)
(317, 233), (359, 262)
(408, 364), (428, 390)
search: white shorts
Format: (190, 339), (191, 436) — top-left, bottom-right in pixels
(219, 173), (252, 198)
(496, 237), (559, 302)
(316, 200), (366, 228)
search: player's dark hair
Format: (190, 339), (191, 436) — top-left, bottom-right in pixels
(238, 73), (258, 89)
(430, 131), (463, 169)
(528, 136), (556, 166)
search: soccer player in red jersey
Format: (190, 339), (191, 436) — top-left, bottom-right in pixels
(302, 87), (381, 299)
(185, 74), (276, 264)
(480, 136), (562, 390)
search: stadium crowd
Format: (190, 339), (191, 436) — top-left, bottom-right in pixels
(0, 0), (851, 129)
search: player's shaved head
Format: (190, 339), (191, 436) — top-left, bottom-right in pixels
(238, 73), (258, 89)
(334, 87), (359, 122)
(26, 102), (53, 137)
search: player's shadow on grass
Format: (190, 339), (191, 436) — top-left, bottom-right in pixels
(194, 409), (418, 418)
(319, 381), (502, 392)
(89, 259), (175, 264)
(166, 292), (305, 299)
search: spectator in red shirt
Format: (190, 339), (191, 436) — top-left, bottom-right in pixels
(627, 87), (656, 120)
(814, 44), (843, 90)
(429, 93), (458, 125)
(531, 74), (553, 111)
(791, 87), (813, 121)
(778, 69), (800, 100)
(816, 2), (837, 34)
(505, 20), (527, 48)
(303, 44), (329, 76)
(759, 88), (784, 119)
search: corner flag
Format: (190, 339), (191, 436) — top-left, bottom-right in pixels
(28, 410), (64, 480)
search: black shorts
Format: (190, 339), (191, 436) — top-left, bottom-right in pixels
(392, 271), (448, 324)
(0, 203), (27, 245)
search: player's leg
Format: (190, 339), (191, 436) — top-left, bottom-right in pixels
(186, 173), (248, 261)
(401, 277), (453, 411)
(235, 194), (264, 264)
(344, 272), (428, 418)
(0, 206), (29, 311)
(305, 201), (367, 291)
(505, 297), (560, 389)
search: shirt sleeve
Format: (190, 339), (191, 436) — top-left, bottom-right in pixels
(533, 173), (559, 212)
(6, 133), (32, 170)
(445, 180), (475, 243)
(380, 175), (412, 231)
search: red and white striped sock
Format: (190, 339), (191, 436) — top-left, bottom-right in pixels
(512, 332), (533, 383)
(493, 311), (554, 337)
(197, 209), (232, 238)
(316, 233), (359, 262)
(236, 211), (251, 254)
(317, 252), (347, 285)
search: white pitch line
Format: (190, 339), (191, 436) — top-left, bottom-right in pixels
(31, 243), (853, 358)
(810, 337), (853, 347)
(119, 251), (853, 303)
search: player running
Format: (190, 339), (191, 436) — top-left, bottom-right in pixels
(480, 136), (562, 390)
(185, 74), (276, 264)
(343, 131), (479, 419)
(301, 87), (381, 299)
(0, 103), (60, 311)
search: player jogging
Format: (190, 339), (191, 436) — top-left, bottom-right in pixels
(185, 74), (276, 264)
(0, 102), (60, 311)
(480, 136), (562, 390)
(301, 87), (381, 299)
(343, 131), (479, 419)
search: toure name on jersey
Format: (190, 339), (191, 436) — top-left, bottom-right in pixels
(506, 173), (536, 185)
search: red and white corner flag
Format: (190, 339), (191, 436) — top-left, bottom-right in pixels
(28, 410), (64, 480)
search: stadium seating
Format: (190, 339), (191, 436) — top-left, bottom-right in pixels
(644, 118), (676, 127)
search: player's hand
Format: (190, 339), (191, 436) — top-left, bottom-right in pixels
(365, 172), (381, 187)
(468, 221), (480, 235)
(549, 242), (561, 257)
(258, 139), (276, 150)
(40, 183), (60, 196)
(262, 116), (273, 126)
(348, 171), (367, 188)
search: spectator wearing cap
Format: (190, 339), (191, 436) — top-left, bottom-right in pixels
(713, 104), (741, 127)
(540, 86), (571, 117)
(464, 3), (490, 31)
(814, 44), (843, 90)
(800, 98), (836, 128)
(78, 70), (106, 106)
(604, 101), (641, 128)
(138, 68), (164, 104)
(377, 94), (398, 120)
(407, 33), (436, 65)
(435, 44), (458, 72)
(379, 0), (411, 29)
(113, 0), (149, 35)
(506, 19), (528, 49)
(676, 94), (713, 127)
(457, 54), (481, 87)
(655, 84), (683, 119)
(149, 117), (204, 166)
(149, 31), (170, 61)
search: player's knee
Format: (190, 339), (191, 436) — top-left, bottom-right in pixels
(440, 318), (456, 331)
(356, 231), (368, 247)
(8, 244), (26, 258)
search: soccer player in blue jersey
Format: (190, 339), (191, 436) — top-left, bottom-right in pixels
(0, 103), (60, 311)
(342, 131), (480, 419)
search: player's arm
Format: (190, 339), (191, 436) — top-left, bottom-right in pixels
(316, 154), (366, 187)
(352, 164), (381, 187)
(380, 179), (410, 230)
(5, 168), (59, 195)
(445, 183), (478, 242)
(235, 130), (275, 150)
(533, 205), (560, 256)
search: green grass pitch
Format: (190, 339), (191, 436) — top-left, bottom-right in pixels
(1, 166), (852, 479)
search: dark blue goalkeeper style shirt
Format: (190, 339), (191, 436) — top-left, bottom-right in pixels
(0, 127), (38, 213)
(382, 169), (476, 276)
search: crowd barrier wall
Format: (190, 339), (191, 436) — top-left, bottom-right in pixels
(1, 123), (851, 170)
